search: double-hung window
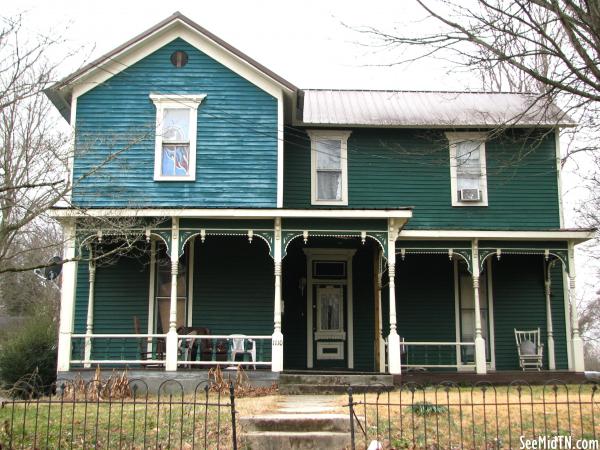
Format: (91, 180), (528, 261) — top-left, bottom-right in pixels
(446, 132), (488, 206)
(150, 94), (206, 181)
(308, 130), (351, 205)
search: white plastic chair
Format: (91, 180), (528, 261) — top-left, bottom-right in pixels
(178, 330), (197, 366)
(514, 328), (544, 371)
(229, 334), (256, 369)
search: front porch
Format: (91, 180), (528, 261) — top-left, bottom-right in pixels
(55, 212), (589, 379)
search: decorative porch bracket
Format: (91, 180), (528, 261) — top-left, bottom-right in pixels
(178, 228), (275, 258)
(281, 229), (388, 259)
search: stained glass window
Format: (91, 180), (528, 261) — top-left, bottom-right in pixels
(161, 108), (190, 177)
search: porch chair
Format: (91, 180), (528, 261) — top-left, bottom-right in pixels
(177, 327), (197, 367)
(133, 316), (165, 368)
(228, 334), (256, 369)
(514, 328), (544, 371)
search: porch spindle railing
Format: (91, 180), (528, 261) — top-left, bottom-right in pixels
(402, 341), (476, 369)
(69, 334), (273, 369)
(176, 335), (273, 368)
(71, 334), (167, 366)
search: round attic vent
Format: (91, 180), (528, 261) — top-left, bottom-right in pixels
(170, 50), (188, 68)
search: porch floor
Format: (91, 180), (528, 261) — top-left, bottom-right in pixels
(394, 370), (587, 385)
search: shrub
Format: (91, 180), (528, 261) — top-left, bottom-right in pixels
(0, 314), (57, 395)
(408, 401), (449, 416)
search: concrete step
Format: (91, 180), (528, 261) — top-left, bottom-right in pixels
(279, 383), (393, 395)
(239, 413), (351, 432)
(279, 373), (393, 386)
(242, 431), (350, 450)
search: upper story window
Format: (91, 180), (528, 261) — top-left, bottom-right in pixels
(307, 130), (351, 205)
(150, 94), (206, 181)
(446, 132), (488, 207)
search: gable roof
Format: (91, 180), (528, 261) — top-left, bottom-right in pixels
(299, 89), (575, 128)
(46, 12), (297, 122)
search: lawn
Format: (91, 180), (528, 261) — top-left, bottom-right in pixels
(0, 392), (279, 449)
(1, 384), (598, 449)
(350, 384), (600, 449)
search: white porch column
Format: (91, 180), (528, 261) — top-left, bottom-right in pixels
(472, 240), (487, 374)
(545, 261), (556, 370)
(271, 217), (284, 372)
(84, 254), (96, 369)
(387, 219), (401, 375)
(568, 242), (585, 372)
(165, 218), (180, 372)
(57, 220), (77, 372)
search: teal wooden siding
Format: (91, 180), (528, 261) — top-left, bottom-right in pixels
(192, 237), (274, 361)
(284, 128), (560, 230)
(73, 249), (151, 361)
(352, 243), (376, 371)
(73, 38), (278, 208)
(282, 240), (308, 370)
(394, 255), (457, 367)
(378, 252), (569, 370)
(492, 255), (568, 370)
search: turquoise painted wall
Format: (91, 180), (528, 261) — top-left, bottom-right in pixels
(378, 251), (569, 370)
(73, 38), (278, 207)
(192, 236), (274, 361)
(492, 255), (568, 370)
(73, 248), (151, 362)
(284, 128), (560, 230)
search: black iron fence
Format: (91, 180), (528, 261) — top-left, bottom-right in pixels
(0, 378), (238, 449)
(347, 381), (600, 450)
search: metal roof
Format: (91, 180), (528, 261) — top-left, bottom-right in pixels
(300, 89), (575, 127)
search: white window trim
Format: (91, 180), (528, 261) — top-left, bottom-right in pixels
(307, 130), (351, 206)
(446, 131), (488, 207)
(150, 94), (206, 181)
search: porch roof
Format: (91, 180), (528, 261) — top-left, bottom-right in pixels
(398, 228), (595, 244)
(48, 207), (413, 220)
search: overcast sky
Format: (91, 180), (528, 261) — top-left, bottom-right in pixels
(4, 0), (597, 300)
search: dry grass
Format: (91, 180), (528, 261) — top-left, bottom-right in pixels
(350, 384), (600, 449)
(2, 377), (598, 449)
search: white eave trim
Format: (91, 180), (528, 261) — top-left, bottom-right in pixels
(48, 208), (413, 220)
(398, 229), (595, 243)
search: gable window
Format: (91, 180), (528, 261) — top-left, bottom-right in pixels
(446, 132), (488, 206)
(150, 94), (206, 181)
(308, 130), (351, 205)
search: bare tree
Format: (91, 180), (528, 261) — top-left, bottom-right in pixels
(0, 14), (162, 317)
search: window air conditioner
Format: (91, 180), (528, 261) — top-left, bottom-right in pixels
(459, 189), (481, 201)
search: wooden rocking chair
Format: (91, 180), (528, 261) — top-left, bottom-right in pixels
(133, 316), (165, 368)
(514, 328), (544, 371)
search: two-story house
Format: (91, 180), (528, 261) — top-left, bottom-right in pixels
(47, 12), (594, 382)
